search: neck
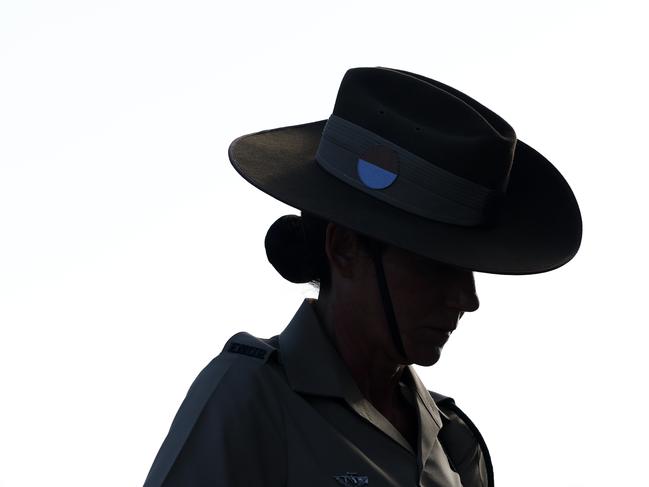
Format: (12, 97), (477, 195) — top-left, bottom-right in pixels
(309, 295), (407, 415)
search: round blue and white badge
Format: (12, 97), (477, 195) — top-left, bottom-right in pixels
(356, 145), (400, 189)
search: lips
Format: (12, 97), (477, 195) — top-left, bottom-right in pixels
(428, 320), (458, 333)
(424, 312), (460, 333)
(424, 328), (452, 343)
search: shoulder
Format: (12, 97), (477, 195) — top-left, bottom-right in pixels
(143, 331), (285, 487)
(182, 330), (286, 430)
(177, 331), (284, 423)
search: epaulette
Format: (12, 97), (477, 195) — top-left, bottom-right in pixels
(429, 390), (494, 487)
(221, 331), (279, 364)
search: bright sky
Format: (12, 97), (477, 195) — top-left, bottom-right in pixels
(1, 1), (647, 486)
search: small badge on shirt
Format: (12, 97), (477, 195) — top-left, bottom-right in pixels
(333, 472), (369, 486)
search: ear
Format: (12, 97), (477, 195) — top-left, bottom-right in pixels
(323, 222), (370, 280)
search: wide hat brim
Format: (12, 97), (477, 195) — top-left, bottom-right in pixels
(228, 119), (582, 275)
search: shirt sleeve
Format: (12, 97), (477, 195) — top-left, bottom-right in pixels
(143, 355), (287, 487)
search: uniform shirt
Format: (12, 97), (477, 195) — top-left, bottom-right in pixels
(144, 298), (486, 487)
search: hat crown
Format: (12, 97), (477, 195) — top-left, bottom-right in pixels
(331, 67), (517, 192)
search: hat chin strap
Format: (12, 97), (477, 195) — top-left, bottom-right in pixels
(367, 240), (408, 362)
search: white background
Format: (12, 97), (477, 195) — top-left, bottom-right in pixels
(1, 1), (647, 486)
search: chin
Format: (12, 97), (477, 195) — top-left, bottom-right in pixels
(411, 347), (442, 367)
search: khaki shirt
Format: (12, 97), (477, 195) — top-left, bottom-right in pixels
(144, 298), (489, 486)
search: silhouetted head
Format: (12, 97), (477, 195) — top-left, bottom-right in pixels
(265, 211), (480, 366)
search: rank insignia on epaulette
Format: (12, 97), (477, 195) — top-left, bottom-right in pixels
(227, 342), (267, 360)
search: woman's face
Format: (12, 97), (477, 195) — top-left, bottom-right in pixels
(378, 243), (480, 366)
(322, 223), (480, 367)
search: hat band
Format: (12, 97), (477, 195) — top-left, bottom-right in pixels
(315, 114), (503, 226)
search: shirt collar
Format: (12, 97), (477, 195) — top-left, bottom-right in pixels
(278, 298), (443, 460)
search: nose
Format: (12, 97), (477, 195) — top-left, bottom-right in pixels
(445, 270), (480, 313)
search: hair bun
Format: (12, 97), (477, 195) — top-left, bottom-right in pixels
(264, 214), (318, 283)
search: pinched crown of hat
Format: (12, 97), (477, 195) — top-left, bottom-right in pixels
(315, 68), (517, 227)
(228, 66), (582, 275)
